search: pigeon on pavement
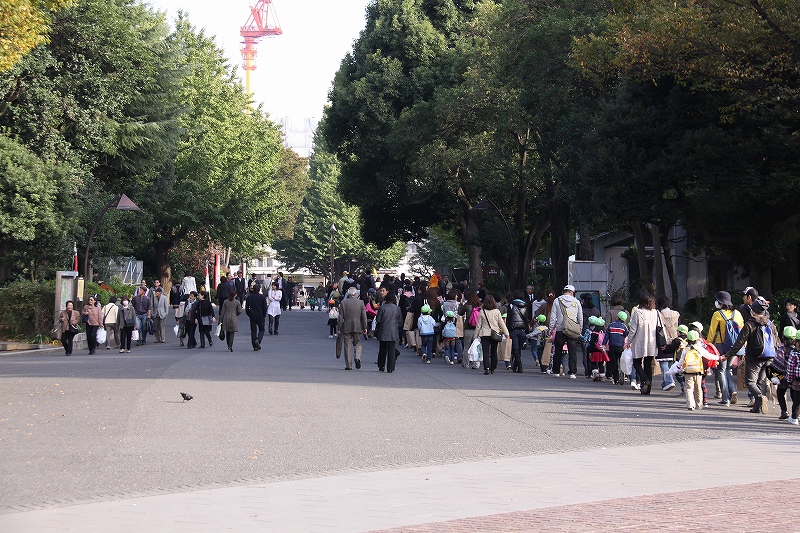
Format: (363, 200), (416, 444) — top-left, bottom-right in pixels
(180, 392), (193, 402)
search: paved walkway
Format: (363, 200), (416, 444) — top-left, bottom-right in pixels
(1, 434), (797, 532)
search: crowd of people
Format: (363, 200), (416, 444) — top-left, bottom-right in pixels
(56, 271), (800, 421)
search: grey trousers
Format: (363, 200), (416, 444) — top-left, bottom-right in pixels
(342, 332), (362, 369)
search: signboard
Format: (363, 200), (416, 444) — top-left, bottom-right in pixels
(54, 271), (79, 318)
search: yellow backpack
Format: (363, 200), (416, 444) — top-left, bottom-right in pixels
(683, 347), (703, 373)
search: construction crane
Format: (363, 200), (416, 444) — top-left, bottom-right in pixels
(240, 0), (282, 96)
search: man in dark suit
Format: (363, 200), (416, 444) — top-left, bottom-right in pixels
(217, 276), (232, 307)
(234, 272), (247, 306)
(246, 284), (268, 351)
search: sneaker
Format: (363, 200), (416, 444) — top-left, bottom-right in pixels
(425, 359), (431, 364)
(329, 335), (333, 339)
(546, 369), (553, 375)
(780, 411), (789, 420)
(631, 382), (638, 390)
(731, 391), (738, 404)
(569, 374), (576, 379)
(664, 383), (676, 391)
(688, 406), (695, 411)
(444, 356), (451, 364)
(355, 359), (361, 370)
(591, 369), (599, 379)
(718, 400), (731, 406)
(715, 392), (723, 399)
(789, 418), (799, 425)
(448, 358), (454, 365)
(747, 398), (755, 407)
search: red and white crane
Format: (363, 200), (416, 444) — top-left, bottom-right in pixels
(240, 0), (282, 96)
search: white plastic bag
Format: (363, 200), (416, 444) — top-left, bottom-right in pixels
(173, 324), (180, 337)
(467, 338), (483, 362)
(665, 361), (682, 376)
(131, 329), (139, 342)
(215, 322), (222, 337)
(620, 347), (633, 376)
(96, 328), (107, 345)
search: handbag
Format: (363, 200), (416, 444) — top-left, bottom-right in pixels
(81, 312), (89, 324)
(655, 312), (668, 348)
(69, 323), (79, 334)
(200, 315), (212, 326)
(484, 309), (503, 341)
(467, 337), (483, 362)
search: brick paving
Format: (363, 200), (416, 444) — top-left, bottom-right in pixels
(369, 477), (800, 533)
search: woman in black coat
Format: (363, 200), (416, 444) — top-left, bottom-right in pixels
(195, 291), (216, 348)
(375, 291), (402, 373)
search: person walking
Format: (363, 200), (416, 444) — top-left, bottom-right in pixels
(506, 292), (529, 373)
(234, 271), (247, 307)
(216, 276), (232, 308)
(117, 296), (136, 353)
(132, 286), (152, 345)
(267, 281), (282, 335)
(722, 296), (780, 413)
(706, 291), (743, 405)
(626, 293), (669, 395)
(338, 287), (367, 370)
(58, 300), (80, 356)
(183, 291), (198, 349)
(315, 283), (327, 311)
(82, 295), (102, 355)
(102, 296), (120, 350)
(246, 283), (268, 351)
(375, 290), (402, 372)
(169, 279), (183, 323)
(152, 287), (169, 343)
(548, 285), (583, 378)
(219, 289), (242, 352)
(475, 294), (509, 375)
(656, 296), (680, 392)
(195, 290), (216, 348)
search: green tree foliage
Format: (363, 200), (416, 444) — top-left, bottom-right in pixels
(0, 0), (71, 72)
(0, 135), (77, 279)
(407, 225), (468, 276)
(273, 147), (406, 280)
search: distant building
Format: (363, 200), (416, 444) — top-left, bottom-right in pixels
(279, 116), (317, 158)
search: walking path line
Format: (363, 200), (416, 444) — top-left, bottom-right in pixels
(2, 433), (797, 532)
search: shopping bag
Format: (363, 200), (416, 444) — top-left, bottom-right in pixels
(541, 339), (553, 366)
(665, 361), (682, 376)
(620, 347), (634, 376)
(96, 328), (107, 345)
(215, 322), (222, 337)
(131, 329), (139, 341)
(467, 338), (483, 362)
(173, 324), (180, 337)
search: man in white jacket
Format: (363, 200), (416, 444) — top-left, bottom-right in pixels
(548, 285), (583, 378)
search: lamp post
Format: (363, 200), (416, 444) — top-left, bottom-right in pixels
(83, 194), (140, 285)
(329, 223), (337, 287)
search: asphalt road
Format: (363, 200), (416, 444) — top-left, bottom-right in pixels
(0, 308), (790, 513)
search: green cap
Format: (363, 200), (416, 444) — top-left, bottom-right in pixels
(687, 330), (699, 342)
(537, 314), (547, 323)
(617, 311), (628, 322)
(421, 305), (431, 313)
(796, 330), (800, 341)
(784, 326), (797, 340)
(445, 310), (455, 318)
(589, 316), (605, 327)
(677, 324), (689, 335)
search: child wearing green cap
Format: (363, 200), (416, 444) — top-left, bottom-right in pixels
(773, 326), (796, 420)
(418, 305), (436, 363)
(679, 330), (711, 410)
(784, 327), (800, 425)
(526, 314), (549, 371)
(603, 311), (629, 385)
(442, 311), (457, 364)
(588, 316), (609, 381)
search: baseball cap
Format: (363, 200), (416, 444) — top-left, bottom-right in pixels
(750, 296), (769, 315)
(687, 330), (699, 342)
(677, 324), (689, 335)
(742, 287), (759, 298)
(563, 284), (575, 293)
(617, 311), (628, 322)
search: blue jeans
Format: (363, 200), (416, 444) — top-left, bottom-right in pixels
(420, 334), (434, 360)
(714, 358), (734, 402)
(659, 360), (675, 388)
(443, 340), (455, 361)
(136, 313), (148, 343)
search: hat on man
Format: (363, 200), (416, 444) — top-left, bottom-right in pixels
(563, 284), (575, 293)
(714, 291), (732, 307)
(750, 296), (769, 316)
(743, 286), (759, 298)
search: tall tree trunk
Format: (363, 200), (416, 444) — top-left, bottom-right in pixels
(457, 211), (483, 290)
(154, 241), (173, 292)
(659, 224), (680, 307)
(631, 221), (650, 293)
(576, 221), (594, 261)
(650, 223), (665, 297)
(749, 262), (773, 299)
(549, 200), (570, 291)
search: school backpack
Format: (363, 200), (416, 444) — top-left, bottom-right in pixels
(718, 310), (743, 354)
(328, 307), (339, 320)
(683, 347), (703, 373)
(759, 324), (776, 359)
(443, 321), (457, 338)
(468, 306), (480, 327)
(559, 299), (582, 339)
(592, 330), (605, 352)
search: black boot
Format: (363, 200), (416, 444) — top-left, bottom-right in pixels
(750, 396), (762, 413)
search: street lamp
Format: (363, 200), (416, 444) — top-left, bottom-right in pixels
(329, 223), (337, 287)
(83, 194), (141, 285)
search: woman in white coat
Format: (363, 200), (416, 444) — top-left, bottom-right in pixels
(626, 292), (670, 395)
(267, 281), (282, 335)
(474, 295), (510, 375)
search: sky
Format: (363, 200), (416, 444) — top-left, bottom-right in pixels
(146, 0), (372, 123)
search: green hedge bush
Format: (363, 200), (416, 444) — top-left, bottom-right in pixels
(0, 280), (55, 342)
